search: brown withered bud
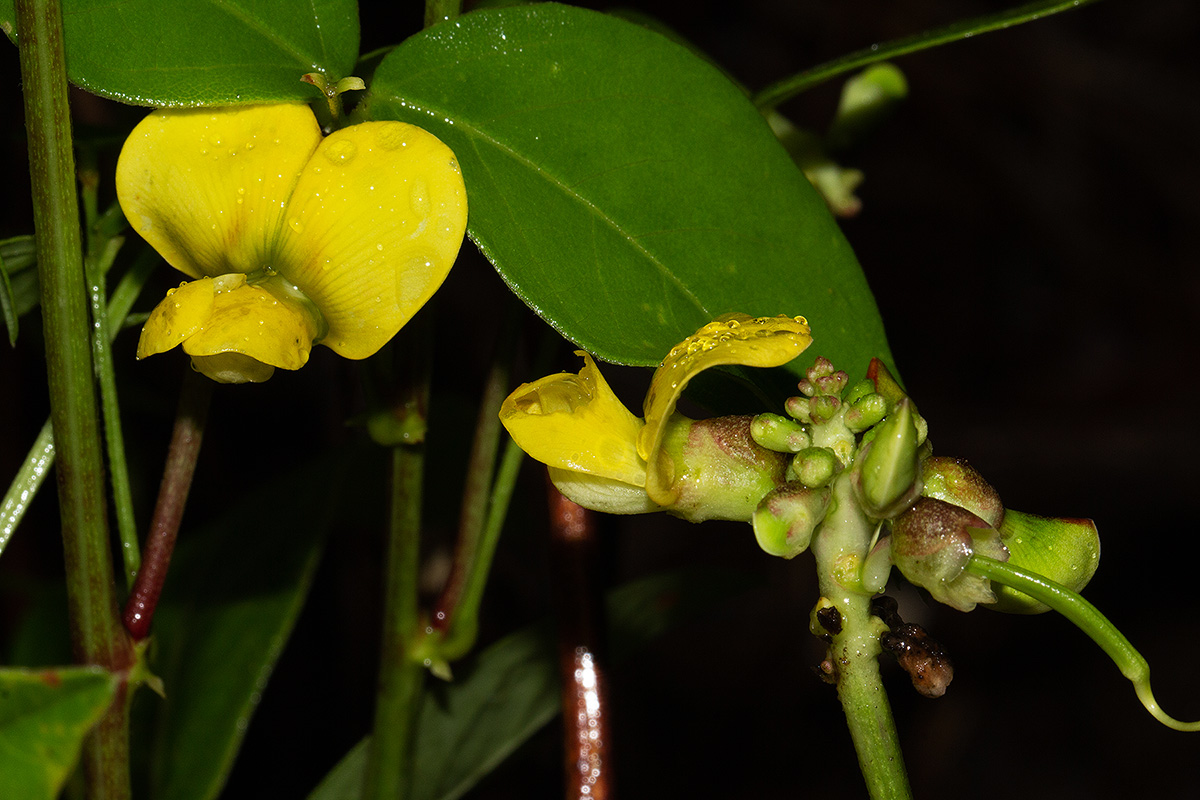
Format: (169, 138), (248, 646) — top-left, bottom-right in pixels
(880, 622), (954, 698)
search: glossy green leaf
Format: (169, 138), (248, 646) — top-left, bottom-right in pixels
(0, 0), (359, 106)
(147, 457), (343, 800)
(362, 4), (892, 376)
(309, 567), (753, 800)
(0, 666), (117, 800)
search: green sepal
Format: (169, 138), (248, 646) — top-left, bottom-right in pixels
(986, 510), (1100, 614)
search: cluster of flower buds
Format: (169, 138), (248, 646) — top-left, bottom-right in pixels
(751, 357), (1099, 614)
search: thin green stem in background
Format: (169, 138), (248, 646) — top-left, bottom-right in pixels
(424, 0), (462, 28)
(16, 0), (132, 796)
(967, 555), (1200, 732)
(364, 316), (434, 800)
(753, 0), (1101, 110)
(431, 310), (518, 660)
(0, 249), (159, 562)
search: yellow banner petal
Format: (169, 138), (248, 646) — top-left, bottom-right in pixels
(500, 353), (647, 487)
(275, 121), (468, 359)
(116, 104), (322, 280)
(638, 313), (812, 504)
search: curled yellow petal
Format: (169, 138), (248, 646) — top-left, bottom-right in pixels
(137, 279), (217, 359)
(500, 352), (646, 487)
(275, 121), (468, 359)
(638, 313), (812, 504)
(116, 104), (322, 280)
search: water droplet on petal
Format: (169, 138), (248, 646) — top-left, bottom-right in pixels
(323, 138), (358, 165)
(410, 179), (431, 218)
(289, 219), (304, 234)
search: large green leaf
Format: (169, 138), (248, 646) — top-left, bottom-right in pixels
(0, 667), (117, 800)
(146, 457), (343, 800)
(309, 567), (754, 800)
(0, 0), (359, 106)
(363, 4), (892, 374)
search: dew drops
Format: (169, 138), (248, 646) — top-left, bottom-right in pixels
(289, 218), (304, 233)
(323, 138), (358, 165)
(410, 180), (431, 217)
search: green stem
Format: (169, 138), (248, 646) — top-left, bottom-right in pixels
(752, 0), (1100, 111)
(431, 316), (517, 659)
(0, 251), (158, 561)
(0, 419), (55, 554)
(16, 0), (132, 796)
(363, 326), (432, 800)
(811, 474), (911, 800)
(424, 0), (462, 28)
(967, 555), (1200, 732)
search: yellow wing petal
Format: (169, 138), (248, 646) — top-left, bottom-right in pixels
(116, 104), (322, 279)
(179, 274), (322, 375)
(137, 279), (216, 358)
(275, 121), (468, 359)
(638, 313), (812, 504)
(500, 353), (647, 487)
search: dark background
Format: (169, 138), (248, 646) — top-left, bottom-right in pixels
(2, 1), (1198, 798)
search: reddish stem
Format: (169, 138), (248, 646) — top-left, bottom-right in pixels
(547, 479), (614, 800)
(123, 370), (212, 639)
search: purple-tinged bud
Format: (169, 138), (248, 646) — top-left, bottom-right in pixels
(809, 394), (841, 423)
(752, 483), (832, 558)
(665, 415), (787, 523)
(751, 413), (811, 453)
(920, 456), (1004, 528)
(785, 395), (812, 423)
(845, 392), (887, 433)
(891, 497), (1009, 612)
(853, 398), (921, 518)
(798, 357), (849, 398)
(787, 447), (840, 488)
(986, 510), (1100, 614)
(865, 357), (906, 408)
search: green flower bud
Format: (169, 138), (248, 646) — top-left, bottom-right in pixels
(664, 415), (787, 523)
(891, 497), (1009, 612)
(787, 447), (840, 488)
(809, 394), (841, 423)
(753, 483), (832, 558)
(784, 395), (812, 423)
(844, 391), (887, 433)
(986, 510), (1100, 614)
(853, 398), (921, 518)
(920, 456), (1004, 528)
(751, 413), (811, 453)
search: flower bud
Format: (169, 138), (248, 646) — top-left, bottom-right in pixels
(787, 447), (840, 488)
(752, 483), (832, 558)
(664, 415), (787, 523)
(986, 510), (1100, 614)
(891, 497), (1009, 612)
(844, 391), (887, 433)
(751, 413), (811, 453)
(854, 398), (921, 518)
(920, 456), (1004, 528)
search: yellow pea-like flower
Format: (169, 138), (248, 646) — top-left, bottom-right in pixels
(500, 313), (813, 517)
(117, 103), (468, 383)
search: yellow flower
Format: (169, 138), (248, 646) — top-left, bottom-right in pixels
(117, 103), (468, 383)
(500, 313), (813, 519)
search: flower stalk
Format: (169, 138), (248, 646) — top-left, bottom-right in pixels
(123, 368), (214, 640)
(17, 0), (132, 794)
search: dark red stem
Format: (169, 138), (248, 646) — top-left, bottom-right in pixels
(123, 370), (212, 639)
(547, 479), (614, 800)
